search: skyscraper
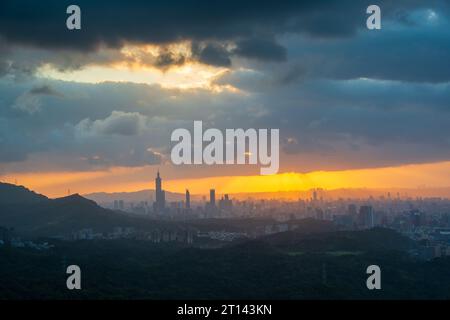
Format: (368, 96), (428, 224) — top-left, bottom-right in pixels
(153, 170), (166, 213)
(209, 189), (216, 207)
(219, 194), (233, 212)
(185, 189), (191, 210)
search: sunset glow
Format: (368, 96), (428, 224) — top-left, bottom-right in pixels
(36, 42), (231, 90)
(2, 161), (450, 198)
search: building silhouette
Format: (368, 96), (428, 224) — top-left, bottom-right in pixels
(153, 170), (166, 213)
(185, 189), (191, 210)
(209, 189), (216, 207)
(219, 194), (233, 212)
(204, 189), (217, 216)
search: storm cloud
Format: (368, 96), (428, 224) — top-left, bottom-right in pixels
(1, 0), (448, 70)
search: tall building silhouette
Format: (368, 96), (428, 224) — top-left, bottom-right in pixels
(219, 194), (232, 212)
(185, 189), (191, 210)
(153, 170), (165, 213)
(209, 189), (216, 207)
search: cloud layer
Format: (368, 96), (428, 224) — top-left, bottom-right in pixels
(0, 0), (450, 180)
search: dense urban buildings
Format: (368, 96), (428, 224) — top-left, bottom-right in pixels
(89, 173), (450, 261)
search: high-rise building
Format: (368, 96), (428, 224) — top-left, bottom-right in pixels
(209, 189), (216, 207)
(153, 170), (166, 213)
(185, 189), (191, 210)
(219, 194), (233, 212)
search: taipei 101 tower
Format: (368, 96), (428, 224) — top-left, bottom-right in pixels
(153, 170), (166, 213)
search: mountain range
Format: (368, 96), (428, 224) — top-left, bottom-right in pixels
(83, 189), (198, 204)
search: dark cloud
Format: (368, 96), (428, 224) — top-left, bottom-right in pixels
(284, 26), (450, 83)
(192, 43), (231, 67)
(0, 0), (448, 80)
(233, 38), (286, 62)
(154, 51), (186, 69)
(0, 0), (444, 66)
(191, 38), (288, 67)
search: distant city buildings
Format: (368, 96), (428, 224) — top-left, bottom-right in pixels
(82, 171), (450, 260)
(209, 189), (216, 207)
(153, 170), (166, 213)
(358, 205), (374, 228)
(219, 194), (233, 213)
(185, 189), (191, 210)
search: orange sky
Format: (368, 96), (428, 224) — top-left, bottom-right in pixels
(2, 160), (450, 198)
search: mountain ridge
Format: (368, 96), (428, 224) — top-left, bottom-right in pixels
(0, 183), (165, 238)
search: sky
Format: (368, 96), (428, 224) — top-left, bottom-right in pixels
(1, 0), (450, 197)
